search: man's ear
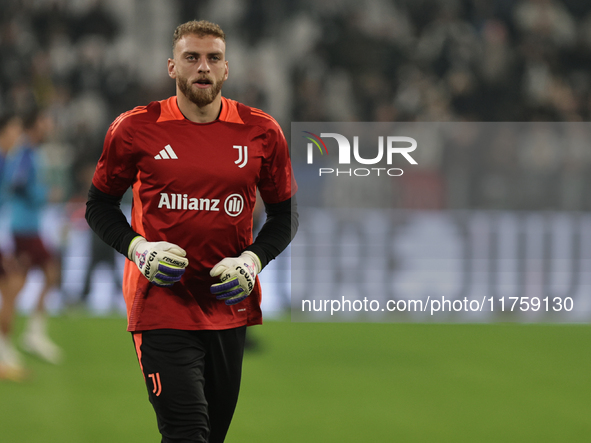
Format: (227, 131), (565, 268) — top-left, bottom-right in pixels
(167, 58), (176, 79)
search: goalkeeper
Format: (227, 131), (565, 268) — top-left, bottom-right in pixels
(86, 20), (297, 443)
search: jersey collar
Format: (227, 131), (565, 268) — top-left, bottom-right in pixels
(157, 96), (244, 124)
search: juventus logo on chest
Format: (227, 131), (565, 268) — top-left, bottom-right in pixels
(233, 145), (248, 168)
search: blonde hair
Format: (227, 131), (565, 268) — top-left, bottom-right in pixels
(172, 20), (226, 52)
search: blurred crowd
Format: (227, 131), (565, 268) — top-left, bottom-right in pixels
(0, 0), (591, 210)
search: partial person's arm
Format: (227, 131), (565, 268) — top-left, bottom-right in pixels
(210, 194), (299, 305)
(85, 183), (138, 257)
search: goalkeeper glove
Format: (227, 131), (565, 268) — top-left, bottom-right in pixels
(128, 236), (189, 287)
(210, 251), (261, 305)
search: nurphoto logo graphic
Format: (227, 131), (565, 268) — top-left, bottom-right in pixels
(302, 131), (329, 161)
(302, 131), (418, 177)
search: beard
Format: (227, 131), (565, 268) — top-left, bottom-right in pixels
(177, 73), (225, 108)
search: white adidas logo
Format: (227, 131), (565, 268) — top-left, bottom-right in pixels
(154, 145), (178, 160)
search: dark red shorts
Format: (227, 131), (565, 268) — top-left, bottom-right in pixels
(13, 235), (52, 269)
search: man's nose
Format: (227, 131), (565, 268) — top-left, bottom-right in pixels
(197, 56), (210, 72)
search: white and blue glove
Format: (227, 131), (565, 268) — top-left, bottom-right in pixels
(210, 251), (261, 305)
(128, 236), (189, 287)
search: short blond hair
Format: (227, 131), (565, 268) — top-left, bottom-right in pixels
(172, 20), (226, 52)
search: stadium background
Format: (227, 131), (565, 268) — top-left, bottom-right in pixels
(1, 0), (591, 441)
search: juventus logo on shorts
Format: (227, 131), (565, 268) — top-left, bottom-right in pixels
(149, 372), (162, 396)
(233, 145), (248, 168)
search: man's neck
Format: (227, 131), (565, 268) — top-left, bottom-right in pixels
(176, 91), (222, 123)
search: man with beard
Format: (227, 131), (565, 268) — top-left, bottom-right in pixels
(86, 20), (298, 443)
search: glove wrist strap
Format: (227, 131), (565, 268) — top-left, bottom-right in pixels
(242, 251), (261, 274)
(128, 236), (146, 260)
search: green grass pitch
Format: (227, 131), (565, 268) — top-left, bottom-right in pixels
(1, 317), (590, 442)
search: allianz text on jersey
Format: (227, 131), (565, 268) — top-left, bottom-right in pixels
(303, 132), (418, 177)
(157, 192), (245, 217)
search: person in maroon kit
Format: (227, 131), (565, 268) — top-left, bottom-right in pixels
(86, 20), (298, 443)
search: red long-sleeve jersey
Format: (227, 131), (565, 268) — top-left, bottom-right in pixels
(92, 96), (297, 331)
